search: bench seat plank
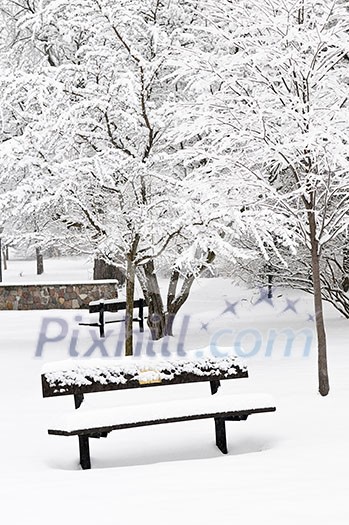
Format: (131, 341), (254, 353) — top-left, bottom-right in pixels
(48, 393), (276, 436)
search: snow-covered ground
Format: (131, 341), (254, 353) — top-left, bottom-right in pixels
(1, 256), (348, 524)
(2, 253), (92, 282)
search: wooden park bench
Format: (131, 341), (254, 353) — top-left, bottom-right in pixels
(41, 355), (276, 469)
(79, 297), (147, 337)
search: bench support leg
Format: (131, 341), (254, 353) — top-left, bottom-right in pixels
(210, 380), (221, 395)
(138, 298), (144, 333)
(74, 393), (84, 409)
(214, 418), (228, 454)
(78, 435), (91, 469)
(99, 306), (105, 338)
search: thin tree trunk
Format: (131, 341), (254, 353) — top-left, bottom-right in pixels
(342, 245), (349, 291)
(125, 256), (135, 356)
(36, 247), (44, 275)
(124, 235), (141, 355)
(0, 237), (2, 282)
(343, 246), (349, 274)
(2, 248), (7, 270)
(308, 210), (329, 396)
(266, 264), (273, 298)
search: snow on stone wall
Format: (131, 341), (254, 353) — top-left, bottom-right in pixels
(0, 281), (118, 310)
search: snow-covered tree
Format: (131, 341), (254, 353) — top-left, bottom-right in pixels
(0, 1), (258, 353)
(4, 0), (344, 373)
(177, 0), (349, 395)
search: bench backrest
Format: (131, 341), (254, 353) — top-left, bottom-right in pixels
(41, 356), (248, 398)
(89, 298), (146, 314)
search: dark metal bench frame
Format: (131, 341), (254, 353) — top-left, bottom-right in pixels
(42, 359), (276, 469)
(79, 297), (147, 337)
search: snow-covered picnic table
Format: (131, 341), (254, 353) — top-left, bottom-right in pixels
(41, 355), (276, 469)
(78, 297), (147, 337)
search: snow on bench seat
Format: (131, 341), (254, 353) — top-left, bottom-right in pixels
(48, 393), (276, 436)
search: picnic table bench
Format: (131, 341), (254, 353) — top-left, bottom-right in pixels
(79, 297), (147, 337)
(41, 355), (276, 469)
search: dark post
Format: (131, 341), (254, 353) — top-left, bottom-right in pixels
(0, 227), (3, 283)
(36, 247), (44, 275)
(74, 395), (90, 467)
(210, 380), (221, 395)
(99, 302), (105, 337)
(2, 247), (7, 270)
(74, 394), (84, 409)
(138, 298), (144, 332)
(267, 274), (273, 299)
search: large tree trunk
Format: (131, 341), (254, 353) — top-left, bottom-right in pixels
(2, 247), (7, 271)
(165, 269), (180, 336)
(142, 260), (166, 340)
(166, 250), (216, 334)
(137, 251), (216, 340)
(308, 210), (330, 396)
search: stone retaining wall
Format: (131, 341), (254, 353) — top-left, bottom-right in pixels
(0, 281), (118, 310)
